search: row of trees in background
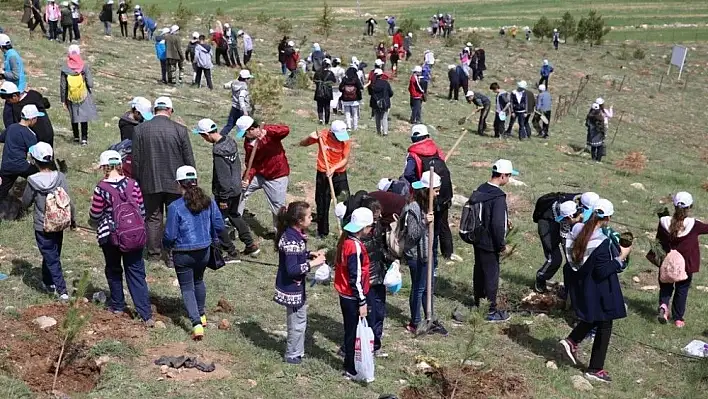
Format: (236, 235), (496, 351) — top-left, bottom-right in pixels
(533, 10), (611, 46)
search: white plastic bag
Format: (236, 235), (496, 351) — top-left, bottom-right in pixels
(314, 263), (331, 283)
(383, 260), (402, 293)
(354, 317), (375, 383)
(682, 339), (708, 358)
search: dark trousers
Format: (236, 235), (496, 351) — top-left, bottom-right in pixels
(227, 46), (241, 67)
(215, 48), (231, 66)
(316, 99), (331, 124)
(71, 122), (88, 141)
(448, 83), (459, 100)
(221, 107), (244, 135)
(29, 10), (46, 33)
(434, 205), (453, 259)
(405, 49), (411, 60)
(471, 68), (479, 81)
(101, 245), (152, 321)
(493, 113), (506, 137)
(48, 21), (58, 40)
(554, 40), (559, 50)
(591, 145), (605, 162)
(477, 105), (490, 135)
(539, 76), (549, 88)
(461, 79), (469, 95)
(366, 284), (386, 351)
(533, 111), (551, 136)
(340, 296), (360, 375)
(659, 274), (692, 321)
(510, 112), (528, 139)
(72, 18), (80, 40)
(315, 170), (349, 236)
(195, 67), (213, 90)
(473, 246), (500, 312)
(568, 320), (613, 372)
(407, 255), (437, 326)
(535, 219), (563, 282)
(120, 21), (128, 37)
(0, 165), (38, 200)
(35, 230), (67, 295)
(167, 59), (183, 84)
(159, 60), (167, 83)
(367, 24), (375, 36)
(174, 248), (209, 326)
(61, 24), (73, 42)
(144, 192), (181, 257)
(244, 50), (253, 65)
(133, 22), (144, 39)
(410, 98), (423, 124)
(217, 195), (254, 254)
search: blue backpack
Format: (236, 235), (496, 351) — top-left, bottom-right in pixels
(155, 41), (166, 61)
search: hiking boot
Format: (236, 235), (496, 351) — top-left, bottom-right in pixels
(675, 320), (685, 328)
(485, 310), (511, 323)
(585, 369), (612, 383)
(285, 356), (302, 365)
(58, 293), (70, 302)
(428, 320), (449, 337)
(657, 304), (669, 324)
(81, 140), (88, 146)
(191, 324), (204, 341)
(242, 244), (261, 257)
(534, 278), (548, 294)
(559, 338), (578, 365)
(223, 252), (241, 264)
(73, 138), (80, 144)
(342, 371), (357, 381)
(41, 283), (56, 294)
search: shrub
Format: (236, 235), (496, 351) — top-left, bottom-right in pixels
(174, 0), (194, 29)
(464, 32), (483, 48)
(276, 18), (293, 36)
(617, 43), (631, 60)
(576, 10), (610, 46)
(316, 1), (335, 38)
(248, 64), (284, 118)
(398, 18), (421, 41)
(633, 47), (646, 60)
(556, 11), (576, 41)
(256, 11), (271, 24)
(532, 16), (552, 41)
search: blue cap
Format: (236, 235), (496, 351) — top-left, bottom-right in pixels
(581, 208), (593, 223)
(411, 181), (424, 190)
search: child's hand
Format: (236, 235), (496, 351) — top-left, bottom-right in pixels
(310, 253), (326, 267)
(308, 131), (319, 140)
(359, 304), (368, 317)
(425, 211), (434, 224)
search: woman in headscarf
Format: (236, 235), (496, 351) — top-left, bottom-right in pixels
(59, 44), (98, 146)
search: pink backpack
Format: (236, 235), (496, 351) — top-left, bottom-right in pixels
(659, 250), (688, 283)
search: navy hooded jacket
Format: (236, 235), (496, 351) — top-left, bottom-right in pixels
(469, 182), (508, 253)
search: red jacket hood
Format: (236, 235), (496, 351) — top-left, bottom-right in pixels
(408, 139), (443, 157)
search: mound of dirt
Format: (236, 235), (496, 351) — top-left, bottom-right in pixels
(614, 151), (647, 174)
(400, 364), (528, 399)
(520, 283), (567, 312)
(0, 303), (148, 395)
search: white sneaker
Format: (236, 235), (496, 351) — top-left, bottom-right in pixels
(58, 293), (70, 301)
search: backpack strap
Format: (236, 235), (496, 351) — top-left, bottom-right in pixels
(98, 180), (128, 202)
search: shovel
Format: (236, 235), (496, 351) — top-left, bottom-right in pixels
(534, 110), (549, 125)
(238, 138), (258, 211)
(416, 165), (438, 336)
(457, 107), (481, 125)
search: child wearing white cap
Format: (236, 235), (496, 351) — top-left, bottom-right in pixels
(119, 96), (153, 141)
(656, 191), (708, 328)
(0, 105), (43, 200)
(89, 149), (154, 325)
(586, 102), (607, 162)
(508, 81), (530, 139)
(534, 83), (552, 138)
(220, 69), (253, 135)
(539, 59), (554, 88)
(299, 120), (352, 238)
(21, 141), (75, 301)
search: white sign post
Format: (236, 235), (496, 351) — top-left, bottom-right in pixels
(667, 45), (688, 80)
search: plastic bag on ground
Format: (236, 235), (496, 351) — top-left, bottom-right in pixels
(383, 260), (402, 294)
(682, 339), (708, 358)
(354, 317), (375, 383)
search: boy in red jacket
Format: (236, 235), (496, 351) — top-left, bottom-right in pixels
(334, 207), (373, 380)
(235, 116), (290, 233)
(408, 66), (425, 124)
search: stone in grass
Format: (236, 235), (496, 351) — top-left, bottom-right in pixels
(33, 316), (57, 330)
(571, 375), (593, 391)
(462, 359), (484, 368)
(630, 182), (646, 191)
(218, 319), (231, 330)
(545, 360), (558, 370)
(154, 320), (167, 329)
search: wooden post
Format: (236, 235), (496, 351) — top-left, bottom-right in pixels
(611, 111), (625, 145)
(425, 166), (435, 326)
(618, 75), (626, 92)
(658, 74), (664, 92)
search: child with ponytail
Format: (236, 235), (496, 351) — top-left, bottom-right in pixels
(273, 201), (326, 365)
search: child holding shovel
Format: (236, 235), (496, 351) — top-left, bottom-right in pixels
(299, 120), (351, 239)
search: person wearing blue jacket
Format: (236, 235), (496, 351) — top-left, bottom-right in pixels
(154, 28), (169, 84)
(0, 104), (40, 200)
(142, 16), (156, 41)
(273, 201), (326, 365)
(560, 199), (631, 383)
(539, 59), (554, 88)
(0, 34), (26, 92)
(163, 166), (225, 341)
(421, 62), (432, 93)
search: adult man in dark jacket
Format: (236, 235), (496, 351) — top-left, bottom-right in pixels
(132, 96), (195, 262)
(468, 159), (518, 323)
(194, 118), (259, 259)
(165, 25), (185, 84)
(465, 90), (491, 136)
(507, 81), (530, 139)
(1, 82), (54, 146)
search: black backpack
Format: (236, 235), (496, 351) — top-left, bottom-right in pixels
(418, 155), (453, 205)
(532, 192), (579, 223)
(312, 50), (324, 72)
(459, 193), (486, 244)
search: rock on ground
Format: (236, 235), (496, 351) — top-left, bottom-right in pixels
(154, 320), (167, 329)
(545, 360), (558, 370)
(571, 375), (593, 391)
(32, 316), (57, 330)
(630, 182), (646, 191)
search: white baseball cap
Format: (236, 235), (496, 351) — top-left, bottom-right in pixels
(28, 142), (53, 162)
(0, 81), (19, 95)
(538, 84), (546, 91)
(161, 27), (170, 35)
(553, 28), (558, 32)
(595, 97), (605, 105)
(465, 90), (474, 98)
(377, 178), (393, 192)
(591, 102), (600, 110)
(223, 23), (230, 28)
(492, 159), (519, 176)
(464, 46), (470, 52)
(448, 64), (456, 70)
(408, 32), (413, 37)
(393, 43), (399, 48)
(235, 115), (255, 138)
(343, 207), (374, 233)
(580, 192), (600, 209)
(170, 25), (179, 34)
(0, 34), (11, 46)
(134, 5), (140, 9)
(175, 165), (198, 181)
(517, 80), (528, 89)
(413, 65), (422, 73)
(99, 150), (122, 166)
(287, 40), (295, 46)
(374, 68), (383, 76)
(239, 69), (253, 79)
(411, 124), (429, 139)
(192, 31), (199, 39)
(673, 191), (693, 208)
(153, 96), (173, 110)
(594, 199), (614, 218)
(374, 59), (383, 66)
(331, 120), (349, 141)
(131, 96), (153, 121)
(543, 59), (549, 65)
(412, 171), (441, 190)
(237, 30), (244, 36)
(193, 118), (218, 135)
(21, 104), (45, 119)
(466, 42), (473, 47)
(555, 201), (578, 222)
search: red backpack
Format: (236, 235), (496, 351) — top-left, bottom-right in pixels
(342, 83), (358, 101)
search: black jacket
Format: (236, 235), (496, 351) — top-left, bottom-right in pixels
(99, 4), (113, 23)
(185, 41), (197, 63)
(368, 77), (393, 111)
(6, 90), (54, 147)
(313, 69), (336, 101)
(362, 221), (388, 286)
(339, 74), (364, 102)
(470, 182), (508, 253)
(448, 68), (459, 85)
(118, 111), (139, 142)
(212, 135), (242, 201)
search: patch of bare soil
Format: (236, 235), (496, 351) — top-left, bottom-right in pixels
(507, 194), (531, 215)
(614, 151), (647, 174)
(287, 181), (316, 204)
(469, 161), (492, 168)
(521, 283), (567, 312)
(0, 303), (148, 395)
(482, 141), (510, 150)
(141, 342), (232, 382)
(400, 364), (528, 399)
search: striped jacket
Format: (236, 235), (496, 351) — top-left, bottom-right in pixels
(334, 235), (370, 306)
(89, 177), (145, 245)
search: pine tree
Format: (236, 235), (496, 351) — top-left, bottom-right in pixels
(585, 10), (611, 46)
(532, 16), (552, 42)
(316, 2), (335, 38)
(557, 12), (576, 42)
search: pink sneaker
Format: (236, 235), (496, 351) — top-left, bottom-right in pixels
(675, 320), (685, 328)
(657, 304), (668, 324)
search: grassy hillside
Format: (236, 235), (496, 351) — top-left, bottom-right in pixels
(1, 3), (708, 399)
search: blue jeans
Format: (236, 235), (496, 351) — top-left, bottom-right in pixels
(339, 296), (360, 376)
(220, 107), (244, 136)
(515, 112), (528, 139)
(72, 18), (80, 40)
(35, 231), (67, 295)
(281, 62), (287, 75)
(173, 248), (210, 326)
(409, 98), (423, 124)
(101, 244), (152, 321)
(407, 252), (438, 327)
(366, 284), (386, 351)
